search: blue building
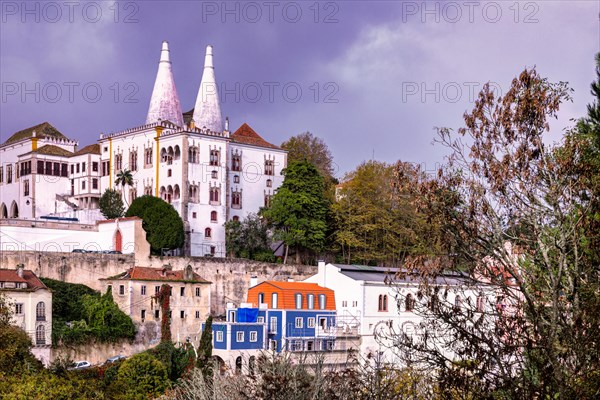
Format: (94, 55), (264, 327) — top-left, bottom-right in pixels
(205, 281), (346, 373)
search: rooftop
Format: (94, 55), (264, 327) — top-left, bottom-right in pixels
(332, 264), (470, 285)
(248, 281), (336, 310)
(231, 123), (280, 150)
(0, 268), (49, 291)
(73, 143), (101, 156)
(106, 266), (210, 283)
(3, 122), (70, 146)
(21, 144), (74, 157)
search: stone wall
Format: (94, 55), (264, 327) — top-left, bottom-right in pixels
(51, 321), (161, 365)
(1, 251), (318, 315)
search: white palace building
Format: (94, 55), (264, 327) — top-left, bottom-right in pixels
(0, 42), (287, 257)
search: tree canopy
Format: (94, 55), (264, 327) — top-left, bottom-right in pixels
(261, 161), (329, 264)
(281, 132), (335, 182)
(99, 188), (124, 219)
(125, 195), (185, 254)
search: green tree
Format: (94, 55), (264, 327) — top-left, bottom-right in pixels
(261, 161), (329, 264)
(281, 132), (335, 182)
(125, 195), (184, 254)
(0, 293), (42, 375)
(577, 52), (600, 148)
(333, 161), (433, 266)
(224, 213), (271, 259)
(115, 352), (169, 399)
(80, 290), (135, 343)
(196, 316), (213, 378)
(114, 169), (134, 206)
(99, 188), (124, 219)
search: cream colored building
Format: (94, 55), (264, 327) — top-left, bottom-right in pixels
(0, 266), (52, 365)
(102, 265), (211, 344)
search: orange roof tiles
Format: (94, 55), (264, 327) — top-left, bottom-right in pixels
(247, 281), (336, 310)
(231, 123), (280, 150)
(0, 269), (48, 291)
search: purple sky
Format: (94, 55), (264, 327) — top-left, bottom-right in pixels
(1, 1), (598, 177)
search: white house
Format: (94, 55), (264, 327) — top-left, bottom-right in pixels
(305, 262), (489, 366)
(0, 266), (52, 366)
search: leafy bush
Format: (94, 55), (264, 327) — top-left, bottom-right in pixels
(42, 279), (135, 346)
(99, 188), (125, 219)
(125, 195), (184, 254)
(149, 341), (195, 382)
(115, 353), (170, 399)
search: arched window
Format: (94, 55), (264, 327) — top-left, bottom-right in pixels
(36, 302), (46, 321)
(258, 292), (265, 305)
(235, 356), (242, 375)
(405, 294), (414, 312)
(174, 145), (181, 160)
(378, 295), (388, 312)
(318, 294), (326, 310)
(114, 229), (122, 252)
(210, 211), (217, 222)
(249, 356), (256, 376)
(295, 293), (303, 309)
(272, 293), (278, 308)
(232, 215), (240, 222)
(10, 201), (18, 218)
(0, 203), (7, 219)
(36, 325), (46, 345)
(174, 185), (180, 200)
(476, 295), (485, 312)
(307, 294), (315, 309)
(205, 228), (212, 238)
(454, 296), (462, 311)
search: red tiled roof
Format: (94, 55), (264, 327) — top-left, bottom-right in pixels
(231, 123), (280, 150)
(73, 143), (101, 156)
(112, 266), (210, 283)
(0, 269), (48, 290)
(247, 281), (336, 310)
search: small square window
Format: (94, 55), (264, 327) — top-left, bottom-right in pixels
(236, 331), (244, 342)
(168, 169), (172, 177)
(15, 303), (23, 314)
(141, 285), (146, 295)
(216, 331), (223, 342)
(195, 311), (200, 319)
(257, 316), (264, 323)
(192, 212), (197, 218)
(119, 285), (125, 295)
(234, 175), (240, 183)
(180, 287), (185, 297)
(180, 310), (185, 319)
(211, 170), (218, 179)
(155, 286), (160, 294)
(295, 317), (303, 328)
(307, 317), (315, 328)
(154, 310), (160, 319)
(250, 331), (258, 342)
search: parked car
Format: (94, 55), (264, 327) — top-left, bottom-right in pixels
(72, 249), (87, 253)
(101, 250), (122, 254)
(69, 361), (91, 370)
(104, 355), (126, 364)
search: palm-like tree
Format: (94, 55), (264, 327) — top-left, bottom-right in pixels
(115, 169), (134, 206)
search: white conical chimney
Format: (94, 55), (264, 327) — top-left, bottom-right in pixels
(192, 45), (224, 132)
(146, 41), (184, 127)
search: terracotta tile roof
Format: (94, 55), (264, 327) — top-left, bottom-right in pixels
(21, 144), (74, 157)
(110, 266), (210, 283)
(3, 122), (70, 145)
(0, 269), (49, 291)
(231, 123), (280, 149)
(73, 143), (101, 156)
(247, 281), (336, 310)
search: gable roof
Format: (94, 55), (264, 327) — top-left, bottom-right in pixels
(3, 122), (70, 145)
(19, 144), (74, 158)
(0, 269), (49, 291)
(73, 143), (101, 156)
(231, 123), (280, 150)
(247, 281), (336, 310)
(332, 264), (469, 285)
(106, 266), (210, 284)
